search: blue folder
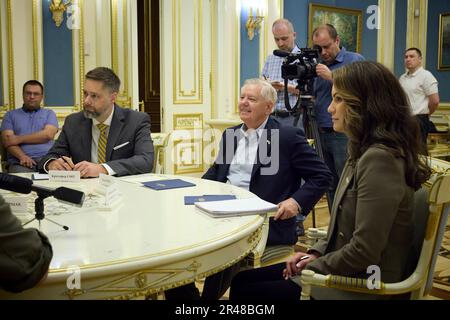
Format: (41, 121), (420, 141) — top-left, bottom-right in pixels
(142, 179), (196, 190)
(184, 194), (237, 205)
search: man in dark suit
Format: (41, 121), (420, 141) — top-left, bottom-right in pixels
(38, 67), (154, 177)
(165, 78), (332, 299)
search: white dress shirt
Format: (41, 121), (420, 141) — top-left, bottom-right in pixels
(399, 67), (439, 115)
(226, 118), (268, 190)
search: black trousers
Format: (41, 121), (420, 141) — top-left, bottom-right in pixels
(416, 114), (430, 148)
(229, 263), (301, 301)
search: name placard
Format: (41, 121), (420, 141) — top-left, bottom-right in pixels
(4, 196), (28, 214)
(49, 170), (81, 182)
(99, 173), (115, 187)
(104, 184), (122, 206)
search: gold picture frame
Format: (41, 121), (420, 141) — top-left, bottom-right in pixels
(438, 12), (450, 70)
(308, 3), (363, 53)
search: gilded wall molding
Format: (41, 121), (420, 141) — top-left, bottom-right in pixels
(235, 0), (240, 113)
(77, 0), (84, 112)
(377, 0), (396, 70)
(32, 0), (39, 80)
(210, 0), (217, 117)
(111, 0), (130, 107)
(172, 0), (203, 105)
(173, 113), (204, 174)
(406, 0), (428, 67)
(406, 0), (415, 49)
(417, 0), (428, 67)
(0, 1), (4, 112)
(173, 113), (203, 130)
(6, 0), (14, 110)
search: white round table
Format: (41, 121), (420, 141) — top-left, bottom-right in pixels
(0, 174), (267, 299)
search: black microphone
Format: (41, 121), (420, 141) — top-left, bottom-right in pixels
(273, 49), (291, 58)
(0, 173), (85, 207)
(0, 173), (32, 193)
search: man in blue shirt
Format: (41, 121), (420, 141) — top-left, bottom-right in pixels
(262, 19), (302, 130)
(1, 80), (58, 173)
(312, 24), (364, 205)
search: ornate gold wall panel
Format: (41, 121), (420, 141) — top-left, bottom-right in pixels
(173, 113), (204, 174)
(32, 0), (39, 80)
(172, 0), (203, 105)
(111, 0), (130, 107)
(5, 0), (13, 112)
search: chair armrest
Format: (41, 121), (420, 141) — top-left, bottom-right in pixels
(300, 269), (427, 300)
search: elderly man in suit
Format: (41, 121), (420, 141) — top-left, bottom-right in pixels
(38, 67), (154, 177)
(165, 78), (332, 300)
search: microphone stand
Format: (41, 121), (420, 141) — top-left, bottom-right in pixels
(22, 192), (69, 231)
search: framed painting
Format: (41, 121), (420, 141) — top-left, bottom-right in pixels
(308, 3), (363, 53)
(438, 13), (450, 70)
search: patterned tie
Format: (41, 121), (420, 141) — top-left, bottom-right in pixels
(97, 123), (109, 164)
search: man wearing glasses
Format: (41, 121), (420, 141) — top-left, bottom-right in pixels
(0, 80), (58, 173)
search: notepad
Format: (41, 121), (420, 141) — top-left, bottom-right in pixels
(195, 197), (278, 218)
(184, 194), (236, 205)
(142, 179), (196, 190)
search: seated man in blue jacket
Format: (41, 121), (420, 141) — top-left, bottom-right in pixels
(165, 78), (332, 300)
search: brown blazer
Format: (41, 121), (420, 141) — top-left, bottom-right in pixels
(306, 146), (415, 286)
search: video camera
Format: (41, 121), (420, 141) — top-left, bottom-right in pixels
(274, 47), (321, 82)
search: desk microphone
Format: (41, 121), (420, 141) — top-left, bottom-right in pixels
(0, 173), (85, 207)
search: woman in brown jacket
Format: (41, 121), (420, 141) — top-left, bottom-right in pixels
(229, 61), (431, 300)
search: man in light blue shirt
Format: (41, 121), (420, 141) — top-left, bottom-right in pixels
(1, 80), (58, 173)
(262, 19), (302, 130)
(312, 24), (364, 206)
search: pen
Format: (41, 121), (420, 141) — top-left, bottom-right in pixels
(295, 255), (310, 268)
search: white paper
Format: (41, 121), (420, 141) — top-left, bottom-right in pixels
(195, 197), (277, 217)
(32, 173), (49, 180)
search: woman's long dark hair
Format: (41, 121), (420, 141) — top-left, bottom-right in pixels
(332, 61), (430, 190)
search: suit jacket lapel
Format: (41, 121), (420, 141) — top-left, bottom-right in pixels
(106, 105), (124, 161)
(80, 117), (93, 161)
(326, 161), (355, 242)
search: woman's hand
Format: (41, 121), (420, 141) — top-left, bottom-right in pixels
(282, 252), (320, 279)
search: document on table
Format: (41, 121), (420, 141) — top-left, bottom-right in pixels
(195, 197), (278, 218)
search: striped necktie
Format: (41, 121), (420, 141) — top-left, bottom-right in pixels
(97, 123), (109, 164)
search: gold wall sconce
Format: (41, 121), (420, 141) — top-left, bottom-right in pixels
(49, 0), (72, 27)
(245, 7), (264, 40)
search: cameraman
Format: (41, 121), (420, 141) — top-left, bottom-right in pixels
(262, 19), (302, 130)
(312, 24), (364, 205)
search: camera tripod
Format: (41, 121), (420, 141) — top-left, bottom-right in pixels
(284, 80), (333, 224)
(22, 194), (69, 231)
